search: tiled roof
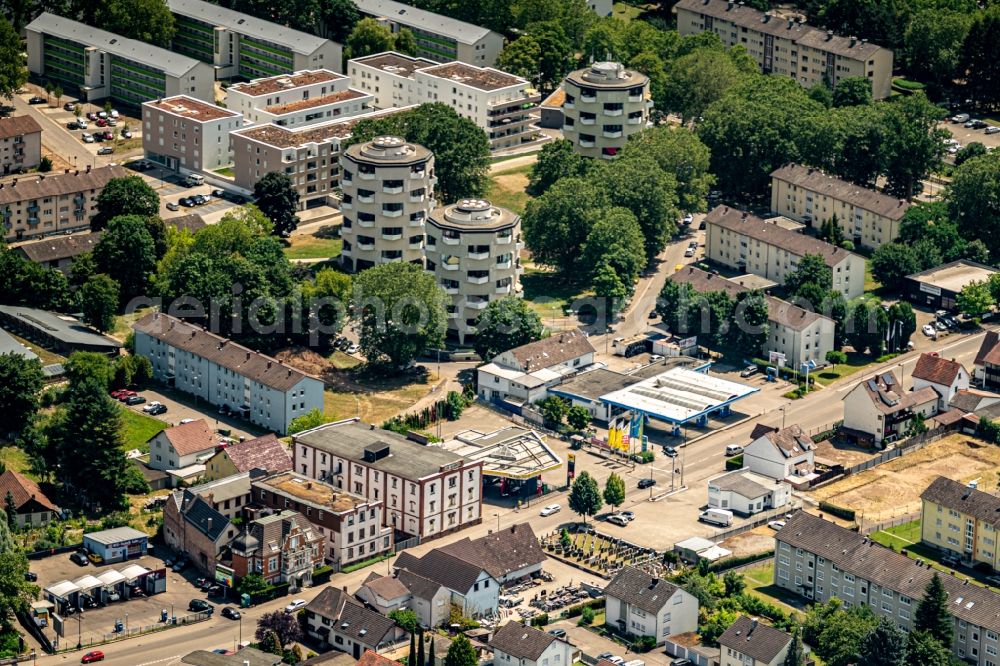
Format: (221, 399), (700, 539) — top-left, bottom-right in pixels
(13, 231), (103, 264)
(502, 329), (595, 371)
(180, 491), (229, 541)
(356, 651), (400, 666)
(221, 434), (291, 475)
(359, 574), (411, 602)
(133, 312), (320, 392)
(0, 115), (41, 139)
(0, 470), (59, 512)
(975, 331), (1000, 368)
(851, 371), (938, 415)
(489, 621), (558, 661)
(771, 164), (909, 220)
(762, 424), (814, 458)
(394, 548), (488, 593)
(778, 512), (1000, 631)
(921, 476), (1000, 529)
(182, 647), (281, 666)
(950, 389), (1000, 413)
(395, 568), (443, 601)
(248, 509), (319, 555)
(603, 566), (681, 614)
(306, 587), (397, 645)
(913, 353), (964, 387)
(0, 165), (128, 206)
(717, 616), (791, 664)
(160, 419), (217, 457)
(438, 523), (544, 581)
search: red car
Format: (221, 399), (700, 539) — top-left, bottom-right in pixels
(81, 651), (104, 663)
(95, 118), (107, 127)
(110, 389), (126, 400)
(115, 390), (136, 401)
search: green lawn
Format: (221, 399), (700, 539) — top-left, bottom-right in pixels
(813, 351), (876, 385)
(283, 236), (343, 260)
(864, 263), (882, 293)
(521, 264), (592, 322)
(612, 2), (646, 21)
(742, 563), (806, 618)
(486, 164), (533, 215)
(0, 446), (32, 476)
(120, 407), (168, 452)
(213, 166), (235, 177)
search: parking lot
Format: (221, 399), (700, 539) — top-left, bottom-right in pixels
(125, 161), (242, 221)
(22, 91), (143, 164)
(121, 385), (264, 443)
(940, 116), (1000, 153)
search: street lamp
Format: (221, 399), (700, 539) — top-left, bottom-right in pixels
(494, 512), (500, 532)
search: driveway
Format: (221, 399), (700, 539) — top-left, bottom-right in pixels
(123, 386), (264, 441)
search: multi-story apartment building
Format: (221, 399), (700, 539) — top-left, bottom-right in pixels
(675, 0), (894, 99)
(775, 511), (1000, 666)
(353, 0), (503, 66)
(770, 164), (910, 250)
(921, 476), (1000, 570)
(166, 0), (343, 78)
(0, 117), (42, 174)
(0, 165), (128, 242)
(425, 198), (522, 344)
(227, 70), (373, 128)
(251, 471), (393, 566)
(349, 54), (541, 151)
(132, 312), (324, 434)
(340, 136), (435, 272)
(291, 418), (483, 540)
(25, 13), (215, 108)
(562, 61), (651, 159)
(141, 96), (243, 173)
(230, 509), (324, 588)
(704, 205), (865, 299)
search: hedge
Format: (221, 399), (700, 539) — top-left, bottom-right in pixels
(564, 598), (605, 618)
(342, 553), (391, 573)
(819, 501), (856, 521)
(707, 550), (774, 573)
(725, 455), (743, 471)
(250, 581), (290, 604)
(751, 358), (816, 386)
(312, 566), (334, 585)
(531, 613), (549, 627)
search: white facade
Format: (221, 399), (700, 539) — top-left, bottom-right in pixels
(147, 430), (216, 472)
(562, 62), (652, 159)
(742, 432), (814, 482)
(842, 374), (939, 445)
(142, 96), (243, 173)
(604, 588), (698, 646)
(707, 470), (791, 516)
(494, 635), (574, 666)
(227, 70), (373, 128)
(913, 364), (970, 412)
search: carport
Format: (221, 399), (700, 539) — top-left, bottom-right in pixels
(44, 580), (80, 613)
(72, 575), (103, 608)
(97, 569), (127, 601)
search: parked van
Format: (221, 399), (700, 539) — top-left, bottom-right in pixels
(725, 444), (744, 456)
(184, 173), (205, 187)
(699, 508), (734, 527)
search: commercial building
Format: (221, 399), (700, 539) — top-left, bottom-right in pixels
(0, 470), (59, 528)
(921, 475), (1000, 570)
(905, 260), (999, 312)
(340, 135), (435, 272)
(675, 0), (894, 99)
(292, 418), (483, 540)
(425, 198), (522, 342)
(132, 312), (325, 434)
(25, 13), (214, 108)
(718, 616), (793, 666)
(348, 54), (541, 151)
(0, 164), (128, 242)
(775, 511), (1000, 666)
(443, 429), (561, 501)
(230, 510), (324, 588)
(437, 522), (546, 585)
(181, 648), (281, 666)
(83, 527), (148, 564)
(842, 370), (938, 446)
(228, 70), (373, 128)
(12, 230), (102, 273)
(603, 566), (699, 646)
(166, 0), (343, 78)
(489, 621), (574, 666)
(562, 61), (652, 159)
(770, 164), (910, 250)
(704, 205), (865, 299)
(0, 305), (120, 355)
(141, 96), (243, 173)
(707, 470), (791, 516)
(353, 0), (504, 66)
(163, 490), (232, 574)
(0, 116), (42, 174)
(252, 471), (393, 566)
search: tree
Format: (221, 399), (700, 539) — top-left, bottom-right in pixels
(963, 6), (1000, 108)
(657, 280), (699, 336)
(495, 36), (541, 82)
(783, 626), (804, 666)
(602, 472), (625, 511)
(951, 152), (1000, 258)
(0, 508), (11, 549)
(236, 572), (269, 597)
(473, 297), (543, 362)
(416, 630), (425, 666)
(627, 51), (668, 112)
(870, 243), (920, 291)
(0, 17), (27, 100)
(619, 126), (715, 214)
(4, 492), (15, 531)
(393, 28), (417, 56)
(785, 254), (832, 297)
(0, 353), (44, 434)
(803, 599), (879, 666)
(818, 0), (909, 50)
(729, 289), (769, 353)
(65, 352), (115, 389)
(581, 18), (623, 62)
(528, 139), (588, 195)
(592, 262), (630, 318)
(345, 17), (396, 59)
(316, 0), (359, 41)
(428, 636), (435, 666)
(957, 280), (994, 319)
(826, 350), (848, 369)
(444, 634), (477, 666)
(537, 395), (569, 425)
(568, 471), (602, 524)
(93, 176), (159, 229)
(567, 405), (591, 431)
(38, 156), (52, 173)
(662, 46), (754, 123)
(955, 142), (989, 167)
(581, 208), (645, 288)
(856, 616), (908, 666)
(389, 609), (420, 633)
(92, 0), (176, 46)
(905, 630), (953, 666)
(93, 215), (157, 303)
(832, 77), (873, 107)
(531, 22), (574, 92)
(888, 301), (917, 351)
(351, 262), (447, 369)
(906, 411), (928, 438)
(255, 610), (302, 649)
(522, 177), (608, 272)
(253, 172), (300, 237)
(880, 93), (948, 199)
(597, 156), (680, 263)
(258, 629), (282, 656)
(0, 546), (38, 635)
(915, 572), (953, 648)
(904, 9), (971, 94)
(77, 273), (120, 332)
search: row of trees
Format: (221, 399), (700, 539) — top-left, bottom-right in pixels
(656, 281), (770, 351)
(0, 506), (38, 657)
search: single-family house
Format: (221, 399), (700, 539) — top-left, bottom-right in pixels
(477, 330), (595, 407)
(718, 616), (793, 666)
(950, 388), (1000, 414)
(842, 371), (938, 446)
(395, 568), (449, 628)
(394, 548), (499, 619)
(0, 470), (59, 528)
(489, 621), (574, 666)
(707, 470), (791, 516)
(603, 566), (699, 646)
(741, 424), (815, 483)
(303, 586), (405, 658)
(912, 353), (970, 411)
(147, 420), (218, 478)
(204, 434), (292, 481)
(355, 573), (413, 615)
(230, 510), (324, 589)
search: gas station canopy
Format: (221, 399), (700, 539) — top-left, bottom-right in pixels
(600, 367), (758, 425)
(444, 426), (562, 480)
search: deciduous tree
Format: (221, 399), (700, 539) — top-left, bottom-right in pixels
(905, 629), (953, 666)
(581, 208), (645, 289)
(345, 17), (395, 59)
(0, 353), (43, 434)
(957, 280), (994, 319)
(567, 405), (590, 431)
(785, 253), (832, 297)
(93, 215), (157, 303)
(255, 610), (301, 649)
(951, 151), (1000, 257)
(880, 93), (948, 199)
(78, 273), (120, 333)
(602, 472), (625, 510)
(597, 155), (679, 263)
(568, 471), (602, 524)
(0, 16), (27, 100)
(473, 297), (543, 362)
(528, 139), (588, 196)
(93, 176), (159, 229)
(495, 36), (541, 82)
(93, 0), (175, 46)
(857, 616), (908, 666)
(522, 177), (608, 272)
(870, 243), (919, 290)
(253, 172), (300, 237)
(832, 77), (873, 107)
(444, 634), (477, 666)
(619, 126), (715, 213)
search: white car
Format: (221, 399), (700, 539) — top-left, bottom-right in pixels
(649, 354), (663, 362)
(608, 658), (624, 665)
(142, 401), (164, 413)
(284, 599), (307, 614)
(539, 504), (561, 517)
(81, 133), (94, 143)
(768, 520), (786, 530)
(922, 324), (937, 337)
(346, 343), (359, 354)
(682, 214), (694, 225)
(684, 247), (695, 257)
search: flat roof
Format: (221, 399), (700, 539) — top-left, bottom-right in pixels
(443, 427), (562, 480)
(353, 0), (496, 45)
(266, 89), (369, 114)
(351, 52), (436, 77)
(254, 471), (371, 513)
(0, 327), (38, 362)
(600, 367), (758, 424)
(551, 368), (637, 402)
(907, 260), (999, 294)
(230, 70), (346, 97)
(419, 62), (526, 91)
(27, 13), (201, 78)
(566, 61), (648, 89)
(233, 107), (410, 149)
(428, 199), (519, 232)
(0, 306), (121, 350)
(83, 526), (148, 546)
(145, 96), (240, 122)
(167, 0), (330, 55)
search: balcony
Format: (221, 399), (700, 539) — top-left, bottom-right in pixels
(563, 122), (575, 132)
(447, 310), (458, 319)
(381, 231), (402, 241)
(357, 240), (375, 250)
(496, 234), (512, 244)
(409, 170), (425, 179)
(342, 246), (352, 256)
(341, 200), (353, 209)
(381, 208), (403, 218)
(496, 283), (511, 294)
(357, 217), (375, 228)
(580, 116), (596, 126)
(443, 285), (459, 294)
(628, 115), (644, 125)
(564, 99), (574, 109)
(358, 170), (375, 180)
(442, 235), (460, 245)
(628, 93), (643, 103)
(468, 250), (490, 260)
(496, 259), (512, 269)
(408, 239), (423, 249)
(467, 299), (489, 310)
(382, 184), (403, 194)
(580, 93), (597, 103)
(409, 193), (425, 203)
(579, 139), (595, 148)
(603, 130), (623, 138)
(604, 108), (623, 117)
(357, 194), (374, 204)
(442, 261), (460, 271)
(409, 217), (425, 227)
(467, 275), (489, 284)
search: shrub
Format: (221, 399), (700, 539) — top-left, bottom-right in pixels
(725, 455), (743, 471)
(312, 565), (334, 585)
(819, 501), (856, 521)
(633, 635), (657, 652)
(630, 450), (654, 464)
(579, 607), (596, 626)
(530, 613), (549, 627)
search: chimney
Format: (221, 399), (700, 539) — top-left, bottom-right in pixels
(762, 13), (770, 22)
(246, 352), (251, 361)
(86, 164), (91, 173)
(370, 424), (375, 430)
(39, 174), (44, 180)
(850, 36), (857, 47)
(727, 0), (733, 8)
(267, 361), (272, 369)
(207, 517), (212, 532)
(749, 618), (758, 636)
(75, 170), (79, 175)
(826, 30), (834, 41)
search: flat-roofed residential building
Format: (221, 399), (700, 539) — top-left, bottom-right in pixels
(675, 0), (894, 99)
(0, 165), (128, 242)
(775, 511), (1000, 666)
(562, 61), (651, 159)
(166, 0), (343, 78)
(227, 70), (374, 128)
(349, 54), (541, 151)
(425, 199), (522, 344)
(340, 136), (435, 272)
(704, 205), (865, 299)
(142, 96), (243, 173)
(292, 418), (483, 540)
(770, 164), (910, 250)
(921, 475), (1000, 570)
(353, 0), (503, 66)
(0, 116), (42, 174)
(25, 13), (215, 108)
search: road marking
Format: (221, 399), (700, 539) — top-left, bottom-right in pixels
(133, 656), (183, 666)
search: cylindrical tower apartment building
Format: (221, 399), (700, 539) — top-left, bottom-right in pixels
(425, 199), (523, 345)
(562, 61), (651, 159)
(340, 136), (435, 272)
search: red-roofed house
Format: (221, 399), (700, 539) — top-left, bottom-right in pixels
(204, 434), (292, 481)
(147, 419), (218, 477)
(911, 353), (969, 411)
(0, 470), (60, 527)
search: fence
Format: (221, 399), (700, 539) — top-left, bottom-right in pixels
(710, 505), (799, 543)
(56, 611), (211, 654)
(859, 511), (921, 536)
(808, 420), (843, 437)
(841, 428), (943, 476)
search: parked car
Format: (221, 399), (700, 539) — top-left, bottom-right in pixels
(725, 444), (744, 456)
(649, 354), (664, 362)
(346, 343), (359, 354)
(81, 133), (94, 143)
(64, 102), (76, 111)
(142, 401), (163, 413)
(620, 511), (635, 521)
(597, 653), (614, 661)
(97, 147), (114, 155)
(284, 599), (307, 614)
(95, 118), (107, 127)
(166, 202), (179, 211)
(101, 131), (113, 140)
(740, 365), (759, 378)
(107, 118), (117, 126)
(24, 571), (37, 581)
(662, 445), (677, 457)
(179, 197), (195, 208)
(67, 121), (81, 130)
(212, 189), (226, 198)
(684, 247), (695, 257)
(81, 650), (105, 663)
(547, 628), (567, 638)
(987, 126), (1000, 135)
(193, 194), (208, 205)
(110, 110), (119, 119)
(172, 559), (188, 572)
(638, 478), (656, 489)
(188, 599), (212, 613)
(951, 113), (970, 123)
(77, 120), (88, 130)
(607, 514), (629, 527)
(147, 404), (167, 416)
(132, 160), (152, 171)
(88, 552), (104, 564)
(221, 607), (241, 620)
(682, 214), (694, 225)
(922, 324), (937, 337)
(28, 96), (46, 105)
(70, 552), (89, 566)
(539, 504), (561, 516)
(965, 119), (980, 128)
(768, 520), (786, 530)
(972, 120), (988, 129)
(121, 129), (132, 139)
(648, 310), (658, 319)
(935, 320), (948, 331)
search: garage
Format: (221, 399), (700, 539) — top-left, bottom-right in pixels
(82, 527), (149, 564)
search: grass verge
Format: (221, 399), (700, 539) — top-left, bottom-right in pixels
(813, 351), (876, 386)
(612, 2), (646, 20)
(120, 407), (168, 453)
(283, 235), (343, 261)
(213, 166), (235, 178)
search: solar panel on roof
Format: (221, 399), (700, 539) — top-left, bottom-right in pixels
(883, 374), (895, 386)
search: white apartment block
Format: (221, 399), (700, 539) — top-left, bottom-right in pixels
(770, 164), (910, 250)
(562, 62), (652, 159)
(142, 96), (243, 173)
(676, 0), (894, 99)
(227, 70), (373, 128)
(0, 165), (128, 242)
(425, 199), (523, 344)
(349, 53), (542, 151)
(0, 117), (42, 175)
(167, 0), (343, 78)
(353, 0), (503, 66)
(292, 418), (483, 541)
(775, 511), (1000, 666)
(132, 312), (325, 435)
(704, 205), (865, 299)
